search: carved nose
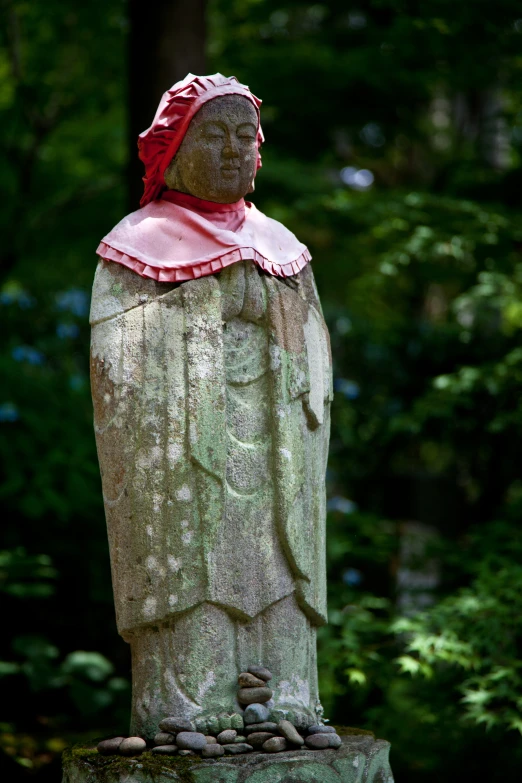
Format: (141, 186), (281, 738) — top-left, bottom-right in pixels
(223, 135), (239, 158)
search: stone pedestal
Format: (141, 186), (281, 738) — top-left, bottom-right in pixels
(62, 730), (394, 783)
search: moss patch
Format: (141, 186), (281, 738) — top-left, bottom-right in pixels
(334, 726), (374, 738)
(64, 744), (203, 783)
(64, 731), (375, 783)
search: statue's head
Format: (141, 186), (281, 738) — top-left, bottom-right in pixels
(164, 95), (258, 203)
(137, 74), (263, 207)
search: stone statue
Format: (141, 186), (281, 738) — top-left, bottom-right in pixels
(90, 74), (333, 741)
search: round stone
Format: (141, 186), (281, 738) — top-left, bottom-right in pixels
(159, 717), (193, 734)
(202, 744), (225, 758)
(204, 736), (217, 744)
(97, 737), (124, 755)
(178, 750), (196, 757)
(154, 732), (176, 746)
(238, 687), (273, 705)
(247, 665), (272, 682)
(238, 672), (266, 688)
(176, 731), (207, 751)
(234, 736), (247, 743)
(244, 703), (270, 724)
(328, 734), (342, 749)
(151, 745), (178, 755)
(216, 729), (237, 745)
(119, 737), (147, 756)
(263, 737), (287, 753)
(278, 720), (304, 746)
(224, 743), (253, 755)
(305, 733), (330, 749)
(244, 722), (279, 734)
(307, 724), (336, 734)
(247, 732), (275, 748)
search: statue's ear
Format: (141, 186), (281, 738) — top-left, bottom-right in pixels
(163, 156), (178, 190)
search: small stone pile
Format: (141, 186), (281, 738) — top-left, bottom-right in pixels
(237, 665), (273, 707)
(97, 721), (341, 759)
(97, 664), (342, 759)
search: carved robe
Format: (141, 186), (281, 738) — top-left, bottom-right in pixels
(90, 257), (332, 735)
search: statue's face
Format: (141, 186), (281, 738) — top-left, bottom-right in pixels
(164, 95), (259, 203)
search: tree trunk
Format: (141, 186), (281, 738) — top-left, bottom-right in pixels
(128, 0), (206, 209)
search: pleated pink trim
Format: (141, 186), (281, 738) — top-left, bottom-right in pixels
(96, 241), (311, 283)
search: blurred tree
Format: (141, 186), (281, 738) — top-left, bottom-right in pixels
(128, 0), (206, 206)
(0, 2), (131, 772)
(208, 1), (522, 780)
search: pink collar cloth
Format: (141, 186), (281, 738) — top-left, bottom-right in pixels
(96, 191), (311, 283)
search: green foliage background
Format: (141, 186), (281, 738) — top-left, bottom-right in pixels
(2, 1), (522, 780)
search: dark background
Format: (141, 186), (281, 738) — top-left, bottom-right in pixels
(2, 1), (522, 780)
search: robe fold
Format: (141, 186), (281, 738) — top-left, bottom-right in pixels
(90, 257), (332, 638)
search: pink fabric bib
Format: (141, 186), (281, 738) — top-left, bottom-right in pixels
(96, 191), (311, 283)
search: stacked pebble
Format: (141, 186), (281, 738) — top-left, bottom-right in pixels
(242, 719), (342, 754)
(96, 665), (342, 759)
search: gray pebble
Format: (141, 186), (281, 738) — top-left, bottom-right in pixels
(248, 732), (275, 748)
(216, 729), (237, 745)
(119, 737), (147, 756)
(278, 720), (304, 746)
(305, 734), (330, 749)
(159, 717), (193, 734)
(244, 703), (270, 724)
(201, 744), (225, 758)
(238, 687), (273, 705)
(247, 665), (272, 682)
(244, 721), (278, 734)
(97, 737), (124, 755)
(224, 743), (253, 755)
(204, 736), (217, 744)
(307, 724), (336, 734)
(329, 734), (342, 749)
(151, 745), (178, 755)
(154, 732), (176, 746)
(176, 731), (207, 751)
(263, 737), (287, 753)
(238, 672), (266, 688)
(178, 750), (196, 757)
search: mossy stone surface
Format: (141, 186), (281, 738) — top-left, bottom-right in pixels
(90, 258), (333, 736)
(62, 730), (393, 783)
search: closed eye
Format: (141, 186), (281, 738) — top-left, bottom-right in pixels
(202, 122), (226, 139)
(237, 123), (257, 140)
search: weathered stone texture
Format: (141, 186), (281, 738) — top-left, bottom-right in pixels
(62, 733), (394, 782)
(90, 256), (332, 737)
(164, 95), (259, 204)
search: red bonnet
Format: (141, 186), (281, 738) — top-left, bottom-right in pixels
(138, 73), (264, 208)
